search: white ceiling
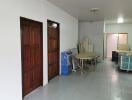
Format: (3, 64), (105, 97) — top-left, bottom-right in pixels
(47, 0), (132, 23)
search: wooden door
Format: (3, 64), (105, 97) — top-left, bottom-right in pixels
(20, 17), (43, 96)
(48, 20), (60, 81)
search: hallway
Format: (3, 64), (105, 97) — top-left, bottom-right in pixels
(24, 59), (132, 100)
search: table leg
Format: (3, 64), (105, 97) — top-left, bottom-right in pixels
(82, 59), (83, 70)
(80, 59), (84, 74)
(79, 59), (81, 69)
(72, 58), (76, 72)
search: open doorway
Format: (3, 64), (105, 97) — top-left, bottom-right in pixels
(105, 33), (128, 58)
(106, 33), (118, 58)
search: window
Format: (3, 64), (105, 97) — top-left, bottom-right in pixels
(118, 33), (128, 45)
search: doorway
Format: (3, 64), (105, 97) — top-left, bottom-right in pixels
(47, 20), (60, 81)
(106, 33), (118, 57)
(105, 33), (128, 58)
(20, 17), (43, 96)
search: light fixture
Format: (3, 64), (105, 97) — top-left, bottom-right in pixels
(89, 8), (99, 22)
(52, 23), (57, 28)
(117, 17), (124, 23)
(90, 8), (99, 12)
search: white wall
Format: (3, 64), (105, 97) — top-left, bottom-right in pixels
(0, 0), (78, 100)
(105, 23), (132, 50)
(79, 21), (104, 56)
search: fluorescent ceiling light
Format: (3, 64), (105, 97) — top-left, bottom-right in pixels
(117, 17), (124, 23)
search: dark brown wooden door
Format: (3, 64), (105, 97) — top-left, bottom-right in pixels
(48, 20), (60, 81)
(20, 17), (43, 96)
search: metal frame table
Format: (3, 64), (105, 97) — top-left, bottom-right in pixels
(72, 52), (99, 71)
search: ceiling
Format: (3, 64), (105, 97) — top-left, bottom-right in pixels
(47, 0), (132, 23)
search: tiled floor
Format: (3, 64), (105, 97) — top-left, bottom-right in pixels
(24, 59), (132, 100)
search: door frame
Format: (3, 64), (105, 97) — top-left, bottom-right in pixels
(47, 19), (60, 81)
(20, 17), (43, 97)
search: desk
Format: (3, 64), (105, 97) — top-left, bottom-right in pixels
(112, 50), (132, 63)
(72, 52), (99, 71)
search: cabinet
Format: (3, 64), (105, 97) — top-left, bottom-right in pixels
(112, 51), (118, 62)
